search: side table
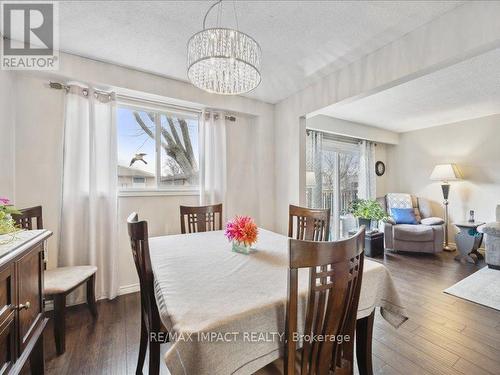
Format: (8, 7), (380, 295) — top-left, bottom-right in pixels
(454, 221), (485, 264)
(349, 230), (384, 257)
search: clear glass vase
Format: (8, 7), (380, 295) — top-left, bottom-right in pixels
(232, 240), (251, 254)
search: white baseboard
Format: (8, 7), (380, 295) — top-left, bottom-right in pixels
(117, 283), (140, 296)
(44, 283), (140, 311)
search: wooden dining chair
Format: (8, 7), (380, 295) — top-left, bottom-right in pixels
(13, 206), (98, 355)
(288, 205), (330, 241)
(258, 227), (365, 375)
(127, 212), (167, 375)
(179, 203), (223, 234)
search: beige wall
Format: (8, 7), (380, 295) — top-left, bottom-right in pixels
(13, 75), (65, 269)
(9, 53), (276, 293)
(0, 71), (15, 199)
(386, 114), (500, 241)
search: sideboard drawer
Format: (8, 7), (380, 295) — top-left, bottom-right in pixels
(16, 244), (44, 355)
(0, 265), (15, 327)
(0, 229), (51, 373)
(0, 313), (15, 374)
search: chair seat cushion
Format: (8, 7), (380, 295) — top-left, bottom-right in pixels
(393, 224), (434, 242)
(44, 266), (97, 295)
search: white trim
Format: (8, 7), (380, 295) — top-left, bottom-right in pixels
(44, 283), (140, 311)
(155, 112), (161, 187)
(116, 94), (202, 117)
(119, 188), (199, 197)
(117, 283), (140, 296)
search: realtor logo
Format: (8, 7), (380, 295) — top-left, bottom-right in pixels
(1, 1), (59, 70)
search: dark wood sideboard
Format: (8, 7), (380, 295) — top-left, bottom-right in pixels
(0, 230), (52, 374)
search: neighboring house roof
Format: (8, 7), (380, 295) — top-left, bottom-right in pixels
(118, 165), (155, 178)
(160, 174), (189, 182)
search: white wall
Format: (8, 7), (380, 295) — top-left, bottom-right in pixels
(386, 114), (500, 241)
(14, 75), (65, 269)
(117, 194), (199, 291)
(306, 115), (399, 145)
(0, 71), (15, 199)
(9, 53), (276, 294)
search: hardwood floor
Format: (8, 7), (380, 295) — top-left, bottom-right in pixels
(44, 251), (500, 374)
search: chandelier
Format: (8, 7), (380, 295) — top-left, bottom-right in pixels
(187, 0), (262, 95)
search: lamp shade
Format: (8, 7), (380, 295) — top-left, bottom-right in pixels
(430, 164), (462, 182)
(306, 171), (316, 187)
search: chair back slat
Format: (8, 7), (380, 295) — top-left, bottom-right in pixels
(127, 213), (162, 333)
(180, 203), (223, 234)
(285, 227), (365, 375)
(12, 206), (44, 230)
(288, 205), (330, 241)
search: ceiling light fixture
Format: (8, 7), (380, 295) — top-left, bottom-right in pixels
(187, 0), (262, 95)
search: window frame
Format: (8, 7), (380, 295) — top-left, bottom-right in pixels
(116, 99), (202, 196)
(306, 131), (362, 240)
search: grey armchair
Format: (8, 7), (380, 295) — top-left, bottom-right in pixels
(377, 194), (444, 254)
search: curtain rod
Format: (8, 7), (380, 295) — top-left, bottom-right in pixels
(49, 81), (237, 122)
(49, 81), (114, 97)
(205, 111), (236, 122)
(116, 94), (237, 122)
(306, 128), (377, 146)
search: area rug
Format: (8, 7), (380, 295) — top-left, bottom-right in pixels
(444, 267), (500, 311)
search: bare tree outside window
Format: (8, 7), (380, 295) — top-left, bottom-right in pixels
(132, 112), (199, 185)
(117, 105), (199, 190)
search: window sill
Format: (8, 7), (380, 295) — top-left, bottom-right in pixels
(118, 189), (199, 197)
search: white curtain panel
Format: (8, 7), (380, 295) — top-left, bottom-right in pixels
(306, 130), (323, 209)
(199, 111), (227, 215)
(358, 140), (376, 199)
(59, 86), (119, 300)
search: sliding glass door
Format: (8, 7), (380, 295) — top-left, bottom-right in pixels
(306, 130), (360, 240)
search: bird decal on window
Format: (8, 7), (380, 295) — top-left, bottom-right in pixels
(129, 153), (148, 167)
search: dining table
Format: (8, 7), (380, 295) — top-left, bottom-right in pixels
(150, 228), (407, 375)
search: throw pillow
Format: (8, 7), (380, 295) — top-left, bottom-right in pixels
(420, 217), (445, 226)
(391, 208), (418, 225)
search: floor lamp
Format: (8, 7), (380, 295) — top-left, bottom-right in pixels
(430, 163), (462, 251)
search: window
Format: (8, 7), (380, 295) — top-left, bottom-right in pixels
(306, 131), (361, 240)
(117, 101), (200, 191)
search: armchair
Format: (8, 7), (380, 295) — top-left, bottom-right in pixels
(377, 193), (444, 253)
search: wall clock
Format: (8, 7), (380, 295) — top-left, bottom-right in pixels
(375, 161), (385, 176)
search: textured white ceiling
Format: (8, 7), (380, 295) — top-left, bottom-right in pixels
(317, 48), (500, 132)
(58, 1), (463, 103)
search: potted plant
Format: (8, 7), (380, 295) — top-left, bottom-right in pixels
(0, 197), (21, 236)
(348, 199), (388, 230)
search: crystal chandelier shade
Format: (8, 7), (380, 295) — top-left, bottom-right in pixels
(187, 8), (261, 95)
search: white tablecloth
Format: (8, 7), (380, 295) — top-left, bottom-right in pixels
(150, 229), (407, 375)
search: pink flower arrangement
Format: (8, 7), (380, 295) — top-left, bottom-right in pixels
(225, 216), (258, 246)
(0, 197), (10, 205)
